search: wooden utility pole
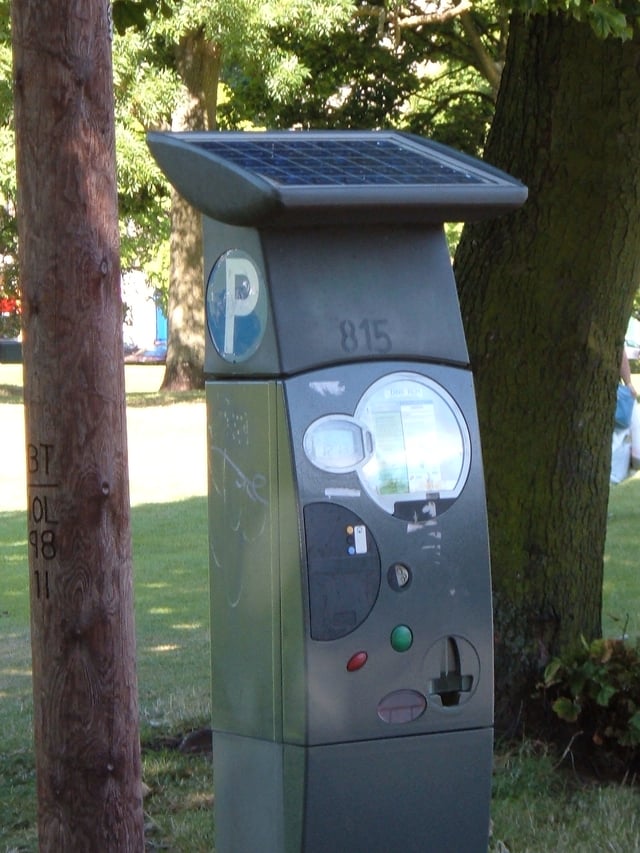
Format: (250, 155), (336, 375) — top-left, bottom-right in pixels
(12, 1), (144, 849)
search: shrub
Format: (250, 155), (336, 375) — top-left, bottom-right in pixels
(541, 636), (640, 762)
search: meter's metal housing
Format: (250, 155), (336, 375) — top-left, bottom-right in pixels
(148, 130), (527, 853)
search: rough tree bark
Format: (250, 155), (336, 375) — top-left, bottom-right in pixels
(455, 12), (640, 730)
(161, 32), (220, 391)
(12, 1), (144, 848)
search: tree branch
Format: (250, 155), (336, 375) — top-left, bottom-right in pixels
(398, 0), (472, 28)
(356, 0), (472, 28)
(459, 10), (502, 96)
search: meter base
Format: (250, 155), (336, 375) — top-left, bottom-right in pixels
(213, 727), (492, 853)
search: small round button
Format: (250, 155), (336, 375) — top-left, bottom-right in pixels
(346, 651), (368, 672)
(390, 624), (413, 652)
(387, 563), (412, 591)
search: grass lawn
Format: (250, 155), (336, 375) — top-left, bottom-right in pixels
(1, 364), (640, 851)
(603, 473), (640, 640)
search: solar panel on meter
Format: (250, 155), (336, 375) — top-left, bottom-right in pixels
(147, 130), (527, 226)
(194, 136), (487, 187)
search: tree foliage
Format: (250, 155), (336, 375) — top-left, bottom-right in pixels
(220, 0), (504, 155)
(113, 29), (179, 293)
(514, 0), (636, 39)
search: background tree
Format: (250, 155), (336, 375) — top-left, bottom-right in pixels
(145, 0), (355, 389)
(455, 6), (640, 729)
(12, 0), (144, 846)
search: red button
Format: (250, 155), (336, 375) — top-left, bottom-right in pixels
(346, 651), (368, 672)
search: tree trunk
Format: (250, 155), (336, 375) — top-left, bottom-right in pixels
(12, 2), (144, 848)
(161, 33), (221, 391)
(455, 13), (640, 731)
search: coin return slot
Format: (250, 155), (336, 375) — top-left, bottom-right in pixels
(428, 637), (473, 707)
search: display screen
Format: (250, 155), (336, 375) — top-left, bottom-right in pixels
(371, 410), (409, 494)
(355, 374), (470, 514)
(303, 418), (366, 472)
(302, 373), (471, 515)
(372, 402), (443, 495)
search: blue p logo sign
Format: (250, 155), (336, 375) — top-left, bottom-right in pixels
(224, 257), (260, 356)
(207, 250), (267, 363)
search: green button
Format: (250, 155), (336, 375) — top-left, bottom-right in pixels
(390, 625), (413, 652)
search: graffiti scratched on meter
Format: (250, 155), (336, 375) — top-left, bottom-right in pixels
(206, 249), (267, 363)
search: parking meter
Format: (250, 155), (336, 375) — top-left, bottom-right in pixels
(148, 130), (527, 853)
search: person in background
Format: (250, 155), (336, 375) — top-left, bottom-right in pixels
(617, 349), (640, 477)
(620, 349), (640, 473)
(621, 349), (637, 397)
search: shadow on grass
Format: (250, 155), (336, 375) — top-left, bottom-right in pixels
(131, 498), (211, 733)
(0, 497), (211, 741)
(126, 389), (205, 407)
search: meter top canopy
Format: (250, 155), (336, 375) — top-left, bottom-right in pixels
(147, 129), (527, 227)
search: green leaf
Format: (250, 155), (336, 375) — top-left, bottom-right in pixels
(587, 3), (633, 40)
(568, 672), (587, 696)
(552, 697), (580, 723)
(543, 659), (563, 685)
(628, 711), (640, 734)
(595, 684), (617, 707)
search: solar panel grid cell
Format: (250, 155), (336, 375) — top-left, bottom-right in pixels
(197, 137), (483, 187)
